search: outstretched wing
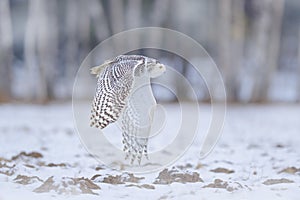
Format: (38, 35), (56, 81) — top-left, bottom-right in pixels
(90, 58), (142, 129)
(118, 76), (157, 164)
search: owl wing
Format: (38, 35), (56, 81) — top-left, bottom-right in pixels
(90, 59), (141, 129)
(118, 76), (157, 164)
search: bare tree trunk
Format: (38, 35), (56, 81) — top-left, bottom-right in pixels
(298, 26), (300, 102)
(0, 0), (13, 102)
(217, 0), (246, 102)
(151, 0), (170, 27)
(89, 0), (109, 42)
(24, 0), (40, 101)
(265, 0), (285, 101)
(218, 0), (235, 101)
(37, 0), (58, 100)
(109, 0), (124, 34)
(108, 0), (125, 53)
(65, 0), (95, 99)
(125, 0), (142, 51)
(126, 0), (141, 29)
(206, 0), (218, 50)
(35, 0), (48, 102)
(77, 0), (91, 59)
(25, 0), (58, 102)
(249, 0), (284, 102)
(148, 0), (170, 48)
(248, 0), (271, 102)
(65, 0), (80, 98)
(232, 0), (246, 101)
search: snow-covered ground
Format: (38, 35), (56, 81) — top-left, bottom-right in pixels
(0, 103), (299, 200)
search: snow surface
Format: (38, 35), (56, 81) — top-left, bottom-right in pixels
(0, 103), (299, 200)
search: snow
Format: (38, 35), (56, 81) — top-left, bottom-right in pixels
(0, 103), (299, 199)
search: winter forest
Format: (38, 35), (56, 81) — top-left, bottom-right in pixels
(0, 0), (299, 103)
(1, 0), (300, 199)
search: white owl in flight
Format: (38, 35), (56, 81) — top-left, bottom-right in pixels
(90, 55), (166, 164)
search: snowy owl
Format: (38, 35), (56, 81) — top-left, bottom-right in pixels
(90, 55), (166, 164)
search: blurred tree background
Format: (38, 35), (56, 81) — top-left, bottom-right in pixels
(0, 0), (299, 103)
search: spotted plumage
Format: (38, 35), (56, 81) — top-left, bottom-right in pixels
(90, 55), (166, 164)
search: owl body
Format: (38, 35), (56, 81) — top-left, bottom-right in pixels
(90, 55), (166, 164)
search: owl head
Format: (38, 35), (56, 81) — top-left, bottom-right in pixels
(145, 57), (166, 78)
(113, 55), (166, 78)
